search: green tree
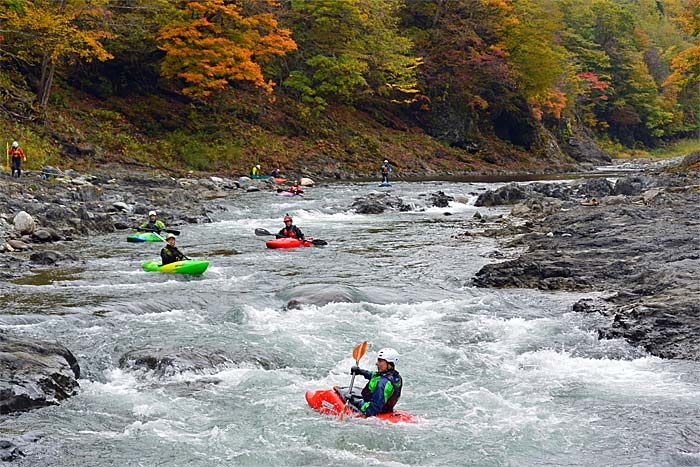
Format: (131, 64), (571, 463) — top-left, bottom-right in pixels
(283, 0), (419, 115)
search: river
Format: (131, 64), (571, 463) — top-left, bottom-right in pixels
(2, 180), (700, 466)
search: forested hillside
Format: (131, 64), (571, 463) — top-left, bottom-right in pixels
(1, 0), (699, 177)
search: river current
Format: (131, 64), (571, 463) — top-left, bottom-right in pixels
(2, 180), (700, 466)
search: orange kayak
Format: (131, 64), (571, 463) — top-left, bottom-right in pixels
(305, 387), (415, 424)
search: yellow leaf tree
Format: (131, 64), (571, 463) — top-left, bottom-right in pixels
(158, 0), (296, 98)
(0, 0), (113, 116)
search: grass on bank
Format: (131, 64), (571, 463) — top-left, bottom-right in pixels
(604, 138), (700, 159)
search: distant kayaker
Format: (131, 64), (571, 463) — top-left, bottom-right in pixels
(7, 141), (26, 178)
(140, 210), (166, 232)
(288, 182), (303, 195)
(271, 168), (281, 177)
(276, 214), (305, 240)
(251, 164), (261, 177)
(381, 160), (392, 183)
(349, 348), (403, 417)
(160, 233), (185, 265)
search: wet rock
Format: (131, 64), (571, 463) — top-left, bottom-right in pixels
(113, 221), (130, 230)
(299, 177), (315, 186)
(473, 174), (700, 360)
(0, 439), (23, 461)
(29, 251), (62, 265)
(577, 178), (614, 198)
(281, 284), (369, 309)
(429, 191), (454, 208)
(0, 333), (80, 414)
(351, 193), (410, 214)
(119, 347), (280, 376)
(474, 183), (530, 207)
(613, 175), (654, 196)
(13, 211), (35, 235)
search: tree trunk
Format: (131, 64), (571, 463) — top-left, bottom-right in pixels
(37, 0), (64, 124)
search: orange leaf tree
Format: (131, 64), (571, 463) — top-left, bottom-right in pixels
(158, 0), (296, 98)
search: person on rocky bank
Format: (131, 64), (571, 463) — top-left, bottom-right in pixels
(7, 141), (26, 178)
(348, 348), (403, 416)
(160, 233), (185, 265)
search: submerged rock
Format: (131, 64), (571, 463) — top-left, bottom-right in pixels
(119, 347), (282, 376)
(351, 193), (410, 214)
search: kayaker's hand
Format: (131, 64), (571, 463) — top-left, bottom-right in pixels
(350, 366), (362, 375)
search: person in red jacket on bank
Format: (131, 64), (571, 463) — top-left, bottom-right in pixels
(7, 141), (26, 178)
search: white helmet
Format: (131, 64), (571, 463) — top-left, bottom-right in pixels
(12, 141), (18, 148)
(148, 210), (157, 216)
(383, 159), (388, 163)
(377, 348), (400, 365)
(256, 164), (261, 169)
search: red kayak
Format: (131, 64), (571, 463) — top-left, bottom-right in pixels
(266, 238), (313, 249)
(305, 387), (415, 424)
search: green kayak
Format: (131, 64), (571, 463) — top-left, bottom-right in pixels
(142, 260), (209, 275)
(127, 232), (162, 243)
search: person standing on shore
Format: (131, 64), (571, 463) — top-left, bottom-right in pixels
(7, 141), (26, 178)
(251, 164), (261, 177)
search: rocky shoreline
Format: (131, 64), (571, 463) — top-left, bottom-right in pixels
(471, 153), (700, 360)
(0, 164), (291, 428)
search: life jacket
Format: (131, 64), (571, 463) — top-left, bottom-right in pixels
(361, 369), (402, 413)
(382, 165), (389, 173)
(9, 148), (24, 159)
(282, 226), (297, 238)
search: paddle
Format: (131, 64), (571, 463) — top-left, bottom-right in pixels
(254, 228), (327, 246)
(151, 230), (191, 260)
(137, 227), (181, 236)
(340, 341), (368, 421)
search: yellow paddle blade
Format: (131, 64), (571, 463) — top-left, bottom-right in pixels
(352, 341), (368, 362)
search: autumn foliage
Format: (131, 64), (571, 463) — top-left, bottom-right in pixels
(159, 0), (296, 97)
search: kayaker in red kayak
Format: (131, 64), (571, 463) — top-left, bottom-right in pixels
(160, 233), (186, 265)
(348, 348), (403, 417)
(276, 214), (305, 240)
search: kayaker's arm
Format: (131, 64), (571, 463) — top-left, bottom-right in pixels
(350, 366), (372, 379)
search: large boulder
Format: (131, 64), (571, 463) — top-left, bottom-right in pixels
(13, 211), (35, 235)
(428, 191), (454, 208)
(474, 183), (530, 207)
(0, 333), (80, 414)
(351, 193), (410, 214)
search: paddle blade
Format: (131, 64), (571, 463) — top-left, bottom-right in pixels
(352, 341), (368, 363)
(255, 228), (272, 236)
(311, 239), (327, 246)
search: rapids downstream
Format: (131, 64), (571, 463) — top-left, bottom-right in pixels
(3, 180), (700, 466)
